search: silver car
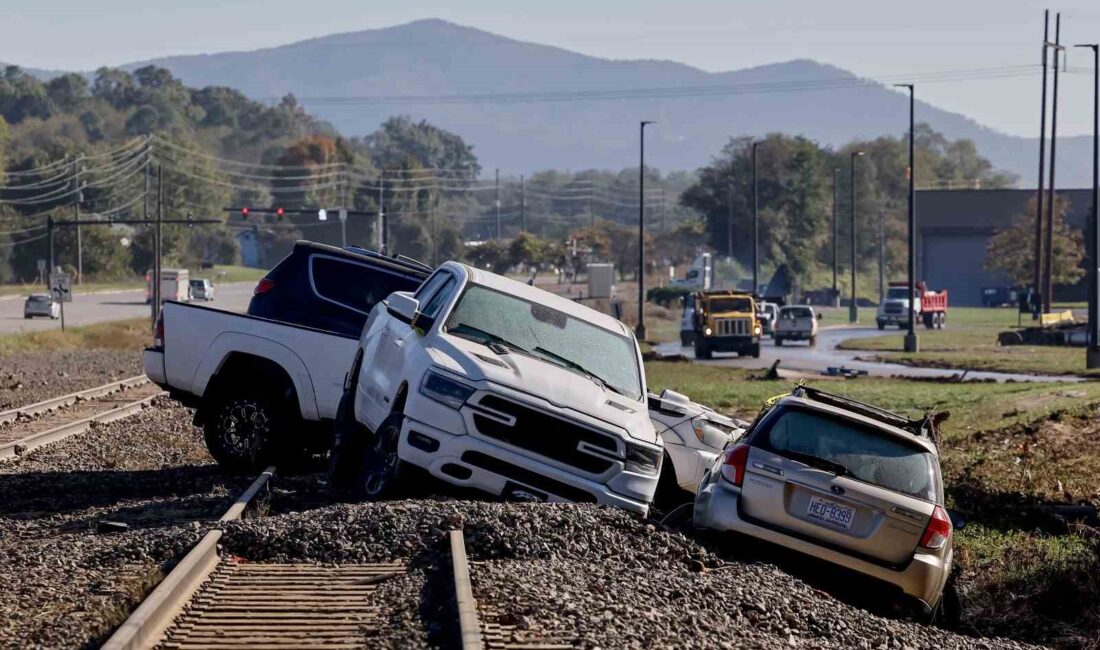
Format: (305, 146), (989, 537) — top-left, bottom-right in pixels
(649, 389), (744, 503)
(694, 385), (956, 619)
(24, 294), (60, 319)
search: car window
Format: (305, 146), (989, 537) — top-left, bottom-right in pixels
(759, 407), (938, 501)
(420, 276), (457, 319)
(310, 255), (417, 316)
(414, 271), (451, 303)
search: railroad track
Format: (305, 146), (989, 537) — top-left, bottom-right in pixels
(103, 471), (486, 650)
(0, 375), (163, 460)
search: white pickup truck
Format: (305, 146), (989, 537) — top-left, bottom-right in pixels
(329, 261), (663, 515)
(773, 305), (821, 347)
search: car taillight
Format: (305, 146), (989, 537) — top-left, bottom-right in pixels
(919, 505), (952, 550)
(719, 444), (750, 487)
(153, 313), (164, 348)
(254, 278), (275, 295)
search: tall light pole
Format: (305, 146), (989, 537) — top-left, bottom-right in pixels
(1078, 43), (1100, 368)
(1034, 10), (1050, 319)
(752, 142), (761, 294)
(895, 83), (919, 352)
(832, 168), (840, 307)
(1043, 14), (1065, 314)
(727, 160), (735, 260)
(636, 120), (655, 340)
(849, 151), (865, 323)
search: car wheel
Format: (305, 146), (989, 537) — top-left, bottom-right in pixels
(359, 412), (408, 501)
(203, 392), (284, 473)
(928, 575), (961, 628)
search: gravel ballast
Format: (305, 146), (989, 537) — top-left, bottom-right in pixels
(0, 349), (141, 411)
(219, 500), (1037, 650)
(0, 398), (248, 648)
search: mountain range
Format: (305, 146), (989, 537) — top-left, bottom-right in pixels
(12, 19), (1092, 186)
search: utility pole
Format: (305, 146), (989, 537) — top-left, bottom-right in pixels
(73, 157), (82, 285)
(878, 208), (886, 304)
(145, 164), (154, 323)
(495, 168), (501, 240)
(659, 188), (666, 235)
(727, 162), (735, 260)
(752, 142), (760, 294)
(154, 165), (163, 323)
(637, 121), (655, 340)
(1043, 13), (1064, 314)
(1034, 10), (1050, 319)
(520, 175), (526, 232)
(850, 151), (866, 323)
(832, 168), (840, 307)
(378, 171), (386, 254)
(1077, 43), (1100, 367)
(895, 83), (919, 352)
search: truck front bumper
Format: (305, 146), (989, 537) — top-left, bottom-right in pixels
(701, 335), (758, 351)
(397, 415), (653, 516)
(876, 314), (910, 325)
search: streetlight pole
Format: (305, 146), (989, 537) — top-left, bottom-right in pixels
(752, 142), (760, 294)
(832, 168), (840, 307)
(1034, 10), (1050, 319)
(1043, 14), (1064, 314)
(727, 161), (735, 260)
(1078, 43), (1100, 368)
(637, 120), (655, 340)
(849, 151), (865, 323)
(895, 83), (919, 352)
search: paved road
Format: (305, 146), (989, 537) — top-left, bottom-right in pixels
(655, 326), (1082, 383)
(0, 282), (255, 333)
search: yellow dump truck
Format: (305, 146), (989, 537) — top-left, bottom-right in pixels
(690, 290), (762, 360)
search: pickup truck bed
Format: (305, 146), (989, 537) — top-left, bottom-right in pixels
(144, 300), (359, 470)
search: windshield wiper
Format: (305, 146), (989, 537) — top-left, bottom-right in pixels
(783, 450), (852, 477)
(530, 346), (629, 397)
(449, 323), (529, 355)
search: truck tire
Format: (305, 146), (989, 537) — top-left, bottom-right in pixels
(358, 412), (410, 501)
(694, 340), (712, 360)
(775, 336), (784, 347)
(751, 343), (761, 358)
(680, 332), (693, 347)
(203, 392), (286, 473)
(936, 312), (946, 329)
(876, 320), (885, 330)
(923, 313), (935, 329)
(328, 390), (369, 493)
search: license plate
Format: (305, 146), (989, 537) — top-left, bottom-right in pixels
(806, 495), (855, 529)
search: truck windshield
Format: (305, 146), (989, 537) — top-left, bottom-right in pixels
(708, 297), (753, 313)
(886, 288), (912, 300)
(444, 285), (642, 400)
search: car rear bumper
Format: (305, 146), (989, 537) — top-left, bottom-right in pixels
(693, 480), (949, 608)
(397, 415), (653, 515)
(142, 347), (167, 387)
(775, 330), (813, 339)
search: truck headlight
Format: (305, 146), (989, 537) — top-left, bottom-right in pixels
(625, 442), (662, 476)
(692, 416), (734, 449)
(754, 325), (762, 336)
(704, 326), (712, 336)
(419, 371), (475, 410)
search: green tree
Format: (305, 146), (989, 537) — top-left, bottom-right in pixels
(985, 195), (1084, 287)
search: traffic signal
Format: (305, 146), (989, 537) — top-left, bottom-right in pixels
(241, 207), (250, 220)
(276, 207), (285, 221)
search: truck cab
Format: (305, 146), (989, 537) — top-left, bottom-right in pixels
(876, 282), (948, 330)
(690, 290), (761, 360)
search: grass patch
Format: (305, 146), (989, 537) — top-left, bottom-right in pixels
(0, 318), (150, 356)
(838, 307), (1099, 376)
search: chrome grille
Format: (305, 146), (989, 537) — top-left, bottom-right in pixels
(714, 318), (751, 336)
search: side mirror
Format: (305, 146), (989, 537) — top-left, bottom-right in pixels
(386, 292), (420, 324)
(947, 509), (967, 531)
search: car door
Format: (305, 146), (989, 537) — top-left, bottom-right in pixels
(366, 270), (456, 418)
(739, 407), (937, 566)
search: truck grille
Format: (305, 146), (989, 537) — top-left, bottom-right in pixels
(469, 395), (619, 474)
(884, 303), (903, 314)
(714, 318), (752, 336)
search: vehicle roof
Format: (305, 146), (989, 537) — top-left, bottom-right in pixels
(292, 240), (431, 278)
(773, 395), (939, 455)
(443, 261), (633, 337)
(779, 304), (813, 311)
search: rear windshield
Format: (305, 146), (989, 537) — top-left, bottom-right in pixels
(781, 307), (812, 319)
(708, 297), (752, 313)
(190, 280), (204, 287)
(29, 295), (49, 302)
(757, 407), (939, 501)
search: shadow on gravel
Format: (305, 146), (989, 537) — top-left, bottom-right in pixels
(0, 465), (250, 517)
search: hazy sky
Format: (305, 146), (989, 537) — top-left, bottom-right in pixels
(4, 0), (1100, 137)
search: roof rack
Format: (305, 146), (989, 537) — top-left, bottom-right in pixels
(790, 385), (939, 441)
